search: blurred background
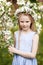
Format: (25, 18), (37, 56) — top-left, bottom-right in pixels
(0, 0), (43, 65)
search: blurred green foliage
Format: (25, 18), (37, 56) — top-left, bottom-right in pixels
(0, 0), (43, 65)
(37, 30), (43, 65)
(30, 0), (37, 2)
(0, 47), (13, 65)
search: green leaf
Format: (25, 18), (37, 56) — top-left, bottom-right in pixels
(30, 0), (37, 3)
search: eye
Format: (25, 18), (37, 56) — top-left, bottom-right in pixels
(26, 21), (30, 23)
(20, 21), (24, 23)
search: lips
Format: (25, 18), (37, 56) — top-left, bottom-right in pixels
(23, 26), (27, 28)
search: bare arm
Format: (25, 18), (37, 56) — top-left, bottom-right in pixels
(8, 34), (39, 58)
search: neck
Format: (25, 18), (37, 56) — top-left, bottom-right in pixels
(20, 29), (32, 33)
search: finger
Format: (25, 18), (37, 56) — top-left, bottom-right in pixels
(8, 49), (12, 53)
(10, 52), (13, 55)
(9, 51), (13, 55)
(8, 47), (11, 50)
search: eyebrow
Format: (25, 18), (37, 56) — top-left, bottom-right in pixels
(20, 21), (30, 22)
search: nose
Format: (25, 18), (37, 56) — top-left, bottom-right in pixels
(23, 22), (26, 26)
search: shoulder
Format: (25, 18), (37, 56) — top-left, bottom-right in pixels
(14, 30), (19, 35)
(14, 30), (19, 38)
(33, 32), (39, 41)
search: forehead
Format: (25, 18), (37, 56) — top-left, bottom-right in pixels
(18, 14), (31, 21)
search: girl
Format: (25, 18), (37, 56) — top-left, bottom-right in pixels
(8, 12), (39, 65)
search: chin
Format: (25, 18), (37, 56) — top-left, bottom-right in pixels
(23, 29), (28, 31)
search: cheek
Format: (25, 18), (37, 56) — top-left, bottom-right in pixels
(19, 22), (23, 26)
(27, 22), (31, 26)
(18, 22), (23, 29)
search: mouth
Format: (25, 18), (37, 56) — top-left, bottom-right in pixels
(23, 26), (27, 28)
(22, 26), (28, 30)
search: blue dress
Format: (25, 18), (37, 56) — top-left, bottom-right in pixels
(12, 30), (37, 65)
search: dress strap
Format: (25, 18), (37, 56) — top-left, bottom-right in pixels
(18, 30), (21, 50)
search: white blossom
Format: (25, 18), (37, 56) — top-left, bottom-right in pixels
(32, 13), (38, 21)
(17, 0), (25, 5)
(0, 20), (2, 23)
(4, 35), (11, 40)
(33, 3), (37, 9)
(8, 12), (11, 15)
(1, 6), (4, 11)
(0, 11), (4, 16)
(3, 30), (11, 35)
(3, 14), (8, 20)
(23, 6), (30, 12)
(36, 22), (39, 27)
(36, 22), (42, 34)
(6, 2), (12, 6)
(26, 1), (31, 6)
(0, 0), (6, 2)
(6, 22), (14, 28)
(8, 8), (11, 12)
(4, 34), (12, 43)
(0, 5), (5, 15)
(14, 9), (21, 15)
(38, 15), (41, 19)
(38, 5), (43, 12)
(3, 30), (12, 44)
(37, 29), (40, 34)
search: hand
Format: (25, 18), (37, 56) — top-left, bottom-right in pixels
(8, 45), (17, 54)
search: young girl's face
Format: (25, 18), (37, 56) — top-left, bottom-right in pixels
(18, 14), (31, 31)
